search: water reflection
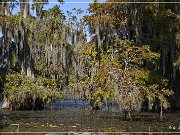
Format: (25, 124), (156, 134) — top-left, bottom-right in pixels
(0, 100), (180, 133)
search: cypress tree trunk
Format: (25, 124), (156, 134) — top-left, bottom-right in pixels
(95, 20), (101, 67)
(19, 0), (34, 77)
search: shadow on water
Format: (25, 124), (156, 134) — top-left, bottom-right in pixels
(0, 100), (180, 133)
(0, 113), (8, 130)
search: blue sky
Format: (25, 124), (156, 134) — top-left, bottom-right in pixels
(11, 0), (106, 16)
(0, 0), (106, 40)
(48, 0), (106, 15)
(43, 0), (105, 41)
(11, 0), (91, 15)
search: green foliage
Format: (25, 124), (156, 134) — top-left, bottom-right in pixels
(4, 71), (63, 109)
(174, 56), (180, 66)
(44, 5), (65, 19)
(113, 37), (160, 67)
(81, 37), (173, 112)
(0, 0), (177, 114)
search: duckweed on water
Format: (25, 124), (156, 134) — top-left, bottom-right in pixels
(0, 108), (180, 133)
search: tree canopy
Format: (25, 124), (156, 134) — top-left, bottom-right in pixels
(0, 1), (179, 119)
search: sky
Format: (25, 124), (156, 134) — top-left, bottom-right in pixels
(45, 0), (106, 15)
(43, 0), (105, 41)
(0, 0), (106, 41)
(11, 0), (102, 16)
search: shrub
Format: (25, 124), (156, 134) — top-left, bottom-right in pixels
(4, 71), (63, 110)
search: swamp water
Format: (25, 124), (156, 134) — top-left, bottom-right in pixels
(0, 100), (180, 134)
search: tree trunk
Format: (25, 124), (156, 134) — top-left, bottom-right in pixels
(125, 111), (132, 121)
(90, 98), (100, 110)
(95, 20), (101, 67)
(2, 98), (10, 109)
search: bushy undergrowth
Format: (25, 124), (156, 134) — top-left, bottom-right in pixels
(4, 71), (63, 110)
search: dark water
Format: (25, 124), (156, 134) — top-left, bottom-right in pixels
(0, 100), (180, 134)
